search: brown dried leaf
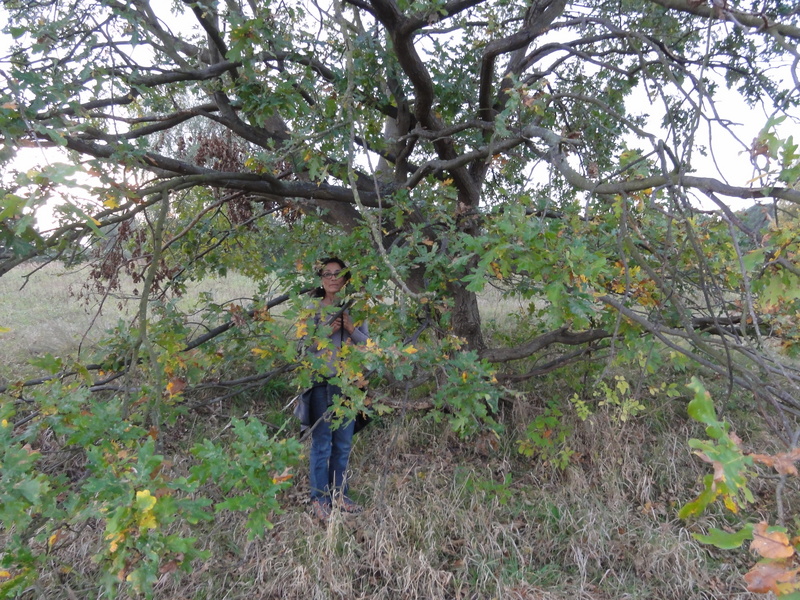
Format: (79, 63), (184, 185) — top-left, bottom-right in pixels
(744, 560), (800, 594)
(751, 448), (800, 476)
(751, 522), (795, 559)
(744, 561), (789, 593)
(228, 304), (247, 327)
(272, 467), (294, 484)
(254, 307), (272, 322)
(750, 138), (770, 160)
(166, 377), (187, 397)
(159, 560), (179, 574)
(692, 451), (726, 488)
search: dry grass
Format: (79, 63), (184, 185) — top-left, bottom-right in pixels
(25, 405), (769, 600)
(2, 264), (780, 599)
(0, 262), (260, 380)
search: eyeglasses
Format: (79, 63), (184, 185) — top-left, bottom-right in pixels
(321, 270), (344, 279)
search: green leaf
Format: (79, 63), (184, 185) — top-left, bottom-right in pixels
(693, 524), (754, 549)
(678, 474), (717, 519)
(14, 478), (44, 504)
(742, 248), (766, 272)
(686, 377), (718, 428)
(29, 353), (63, 374)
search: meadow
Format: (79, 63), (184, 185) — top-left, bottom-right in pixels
(0, 263), (781, 599)
(0, 262), (261, 379)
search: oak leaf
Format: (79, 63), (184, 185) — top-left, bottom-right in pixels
(750, 448), (800, 476)
(159, 560), (180, 574)
(744, 560), (800, 594)
(694, 451), (726, 486)
(166, 377), (186, 397)
(229, 304), (247, 327)
(750, 522), (795, 559)
(272, 468), (293, 484)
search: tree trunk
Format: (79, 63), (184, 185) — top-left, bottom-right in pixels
(448, 280), (485, 352)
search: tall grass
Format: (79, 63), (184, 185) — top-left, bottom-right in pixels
(86, 405), (761, 600)
(1, 264), (776, 599)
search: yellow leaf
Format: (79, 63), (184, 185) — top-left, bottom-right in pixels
(0, 570), (11, 579)
(0, 326), (10, 333)
(138, 512), (157, 529)
(103, 198), (119, 209)
(402, 345), (418, 354)
(1, 419), (8, 428)
(251, 348), (270, 358)
(722, 494), (738, 513)
(490, 261), (503, 280)
(296, 320), (308, 339)
(135, 489), (157, 512)
(745, 173), (767, 185)
(106, 531), (125, 553)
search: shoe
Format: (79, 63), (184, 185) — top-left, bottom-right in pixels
(311, 498), (331, 521)
(339, 496), (363, 514)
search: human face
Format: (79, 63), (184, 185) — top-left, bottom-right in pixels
(320, 262), (346, 298)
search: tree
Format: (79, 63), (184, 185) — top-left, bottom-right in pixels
(1, 0), (799, 594)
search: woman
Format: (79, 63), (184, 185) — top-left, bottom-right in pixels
(305, 257), (368, 521)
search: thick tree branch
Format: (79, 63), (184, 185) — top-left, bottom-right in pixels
(478, 0), (567, 122)
(480, 325), (611, 362)
(647, 0), (800, 41)
(369, 0), (481, 205)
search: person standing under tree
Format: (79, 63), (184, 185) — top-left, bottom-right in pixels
(303, 257), (368, 521)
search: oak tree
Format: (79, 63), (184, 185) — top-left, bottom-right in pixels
(1, 0), (799, 593)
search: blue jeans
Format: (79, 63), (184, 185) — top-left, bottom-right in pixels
(308, 383), (355, 502)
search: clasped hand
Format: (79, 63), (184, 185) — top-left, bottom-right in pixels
(330, 311), (355, 335)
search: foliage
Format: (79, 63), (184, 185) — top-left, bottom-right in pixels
(681, 377), (800, 598)
(516, 401), (575, 470)
(1, 0), (800, 594)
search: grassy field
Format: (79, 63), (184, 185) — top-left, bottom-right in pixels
(0, 263), (781, 599)
(0, 262), (261, 380)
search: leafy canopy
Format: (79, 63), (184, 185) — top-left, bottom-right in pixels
(1, 0), (799, 595)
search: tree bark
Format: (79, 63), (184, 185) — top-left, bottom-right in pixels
(448, 279), (485, 352)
